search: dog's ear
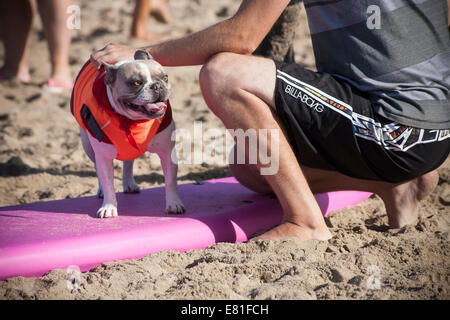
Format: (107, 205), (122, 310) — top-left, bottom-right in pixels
(134, 49), (153, 61)
(103, 62), (119, 86)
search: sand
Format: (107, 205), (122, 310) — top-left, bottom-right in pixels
(0, 0), (448, 300)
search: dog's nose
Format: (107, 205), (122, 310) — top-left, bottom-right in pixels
(150, 82), (162, 92)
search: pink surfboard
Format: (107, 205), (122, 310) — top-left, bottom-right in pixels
(0, 177), (371, 280)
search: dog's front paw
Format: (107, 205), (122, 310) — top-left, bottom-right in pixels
(97, 203), (118, 218)
(123, 180), (141, 194)
(166, 200), (186, 214)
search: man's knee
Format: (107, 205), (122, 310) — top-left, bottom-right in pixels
(199, 52), (242, 100)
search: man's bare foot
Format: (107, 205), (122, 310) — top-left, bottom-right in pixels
(381, 170), (439, 229)
(251, 221), (332, 241)
(151, 0), (173, 24)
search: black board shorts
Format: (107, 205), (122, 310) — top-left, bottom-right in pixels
(274, 61), (450, 183)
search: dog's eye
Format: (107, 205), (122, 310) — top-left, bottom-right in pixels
(132, 80), (142, 87)
(162, 75), (168, 82)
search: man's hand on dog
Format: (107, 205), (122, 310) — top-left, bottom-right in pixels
(90, 44), (138, 70)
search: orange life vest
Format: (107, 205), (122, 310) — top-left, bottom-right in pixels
(71, 61), (166, 161)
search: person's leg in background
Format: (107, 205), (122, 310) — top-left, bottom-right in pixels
(150, 0), (172, 25)
(37, 0), (73, 89)
(130, 0), (172, 42)
(0, 0), (34, 83)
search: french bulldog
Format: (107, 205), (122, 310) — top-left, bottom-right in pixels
(77, 49), (185, 218)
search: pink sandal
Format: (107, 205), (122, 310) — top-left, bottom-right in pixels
(43, 78), (74, 93)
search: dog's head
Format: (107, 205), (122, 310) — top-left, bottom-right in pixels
(103, 50), (170, 120)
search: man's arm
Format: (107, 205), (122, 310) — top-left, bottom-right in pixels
(91, 0), (290, 68)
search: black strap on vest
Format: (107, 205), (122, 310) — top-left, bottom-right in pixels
(81, 104), (105, 142)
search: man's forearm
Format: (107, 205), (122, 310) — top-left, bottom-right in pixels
(145, 19), (254, 66)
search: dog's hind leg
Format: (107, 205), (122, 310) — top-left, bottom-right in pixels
(80, 128), (104, 198)
(80, 128), (95, 162)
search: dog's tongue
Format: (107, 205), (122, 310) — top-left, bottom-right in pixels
(146, 101), (166, 113)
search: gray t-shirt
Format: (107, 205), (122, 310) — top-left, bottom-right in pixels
(303, 0), (450, 129)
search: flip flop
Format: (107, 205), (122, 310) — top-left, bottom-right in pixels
(43, 78), (73, 93)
